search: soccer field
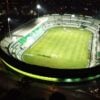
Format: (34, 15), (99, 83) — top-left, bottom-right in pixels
(22, 27), (92, 69)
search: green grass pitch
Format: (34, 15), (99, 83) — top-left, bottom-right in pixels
(22, 27), (92, 69)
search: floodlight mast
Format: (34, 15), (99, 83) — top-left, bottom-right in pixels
(6, 0), (11, 37)
(36, 4), (41, 18)
(7, 17), (11, 33)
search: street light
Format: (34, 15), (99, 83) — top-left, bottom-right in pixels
(36, 4), (41, 18)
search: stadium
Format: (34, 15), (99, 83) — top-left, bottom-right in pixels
(0, 0), (100, 99)
(0, 14), (100, 83)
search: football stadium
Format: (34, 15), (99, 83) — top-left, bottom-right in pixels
(0, 14), (100, 83)
(1, 0), (100, 99)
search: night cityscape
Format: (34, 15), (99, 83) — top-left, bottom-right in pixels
(0, 0), (100, 100)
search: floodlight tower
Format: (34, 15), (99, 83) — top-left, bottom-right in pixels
(36, 4), (41, 18)
(6, 0), (11, 37)
(7, 17), (11, 33)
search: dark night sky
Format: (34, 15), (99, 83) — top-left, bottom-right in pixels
(0, 0), (100, 35)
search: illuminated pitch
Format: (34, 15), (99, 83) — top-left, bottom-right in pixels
(22, 27), (92, 69)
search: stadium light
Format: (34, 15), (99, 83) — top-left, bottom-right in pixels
(8, 17), (11, 22)
(36, 4), (41, 18)
(37, 4), (41, 9)
(7, 17), (11, 37)
(12, 37), (17, 42)
(71, 14), (75, 18)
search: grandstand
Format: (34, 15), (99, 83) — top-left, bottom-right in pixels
(1, 14), (100, 69)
